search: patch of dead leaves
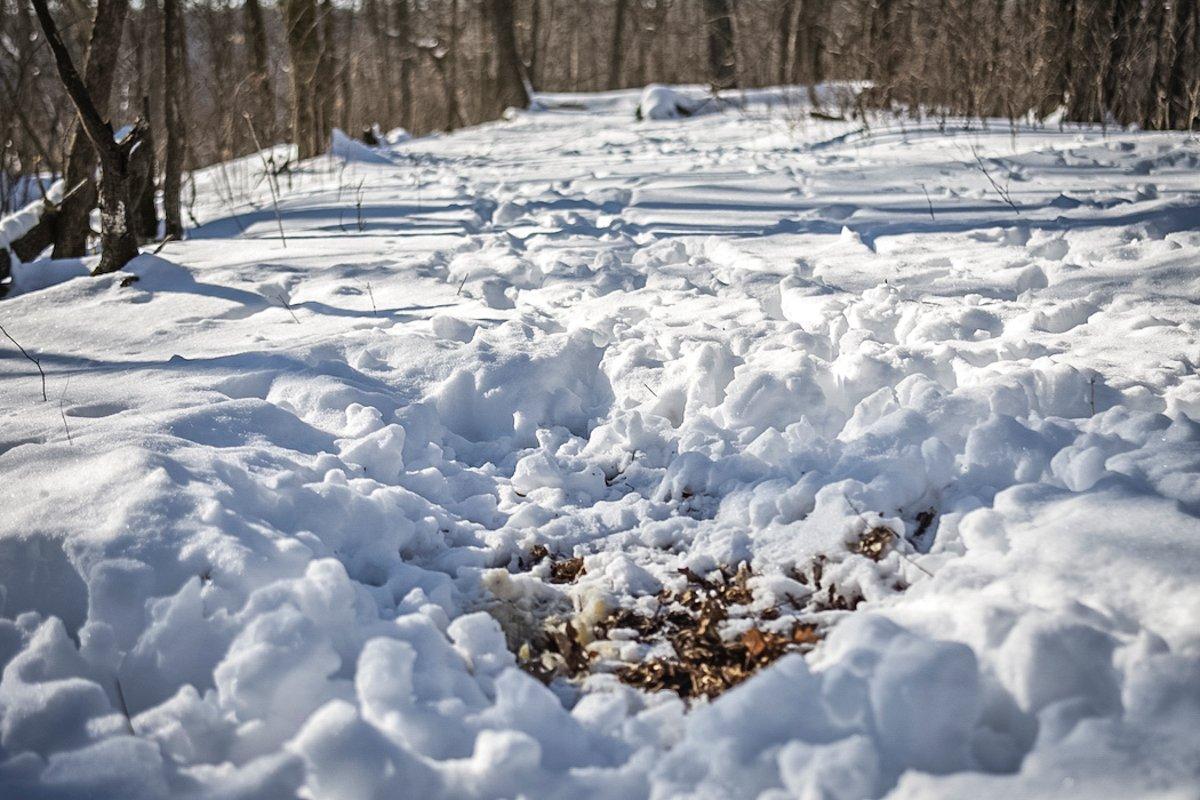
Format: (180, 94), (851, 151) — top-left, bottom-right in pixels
(521, 544), (587, 584)
(515, 561), (824, 701)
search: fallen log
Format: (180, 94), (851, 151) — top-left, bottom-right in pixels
(2, 180), (85, 263)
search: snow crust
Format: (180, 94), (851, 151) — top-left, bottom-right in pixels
(1, 87), (1199, 798)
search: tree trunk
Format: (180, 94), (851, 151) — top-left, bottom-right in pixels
(486, 0), (530, 114)
(703, 0), (736, 90)
(163, 0), (186, 239)
(779, 0), (797, 85)
(1166, 0), (1199, 129)
(243, 0), (275, 142)
(131, 96), (158, 242)
(608, 0), (628, 89)
(31, 0), (145, 275)
(395, 0), (414, 131)
(318, 0), (338, 145)
(528, 0), (542, 88)
(447, 0), (464, 130)
(1102, 0), (1141, 124)
(339, 9), (354, 132)
(283, 0), (323, 158)
(52, 0), (132, 259)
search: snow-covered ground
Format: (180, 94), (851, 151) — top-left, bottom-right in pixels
(1, 86), (1199, 799)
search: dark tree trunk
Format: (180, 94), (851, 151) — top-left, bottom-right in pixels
(243, 0), (275, 141)
(1103, 0), (1141, 124)
(284, 0), (323, 158)
(395, 0), (414, 131)
(51, 0), (132, 259)
(363, 0), (394, 125)
(339, 9), (354, 131)
(446, 0), (464, 130)
(486, 0), (530, 114)
(1166, 0), (1199, 129)
(31, 0), (145, 274)
(1144, 0), (1172, 129)
(608, 0), (628, 89)
(163, 0), (186, 239)
(131, 96), (158, 242)
(318, 0), (338, 144)
(805, 0), (828, 104)
(703, 0), (736, 90)
(528, 0), (542, 88)
(779, 0), (797, 85)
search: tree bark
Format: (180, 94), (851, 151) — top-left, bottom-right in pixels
(446, 0), (464, 131)
(30, 0), (144, 274)
(528, 0), (542, 88)
(243, 0), (275, 142)
(1102, 0), (1141, 124)
(703, 0), (737, 90)
(485, 0), (530, 115)
(283, 0), (324, 158)
(51, 0), (132, 259)
(608, 0), (628, 89)
(318, 0), (338, 145)
(131, 96), (158, 242)
(162, 0), (186, 239)
(1166, 0), (1199, 129)
(395, 0), (414, 131)
(779, 0), (797, 85)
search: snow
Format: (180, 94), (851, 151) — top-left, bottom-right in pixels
(2, 87), (1200, 798)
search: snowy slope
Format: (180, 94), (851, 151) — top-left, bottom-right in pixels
(1, 87), (1199, 799)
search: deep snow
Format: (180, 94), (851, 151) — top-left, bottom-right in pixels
(1, 86), (1199, 799)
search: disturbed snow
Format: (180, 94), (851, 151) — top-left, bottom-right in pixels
(1, 86), (1199, 798)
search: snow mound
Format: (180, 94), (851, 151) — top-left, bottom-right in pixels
(636, 85), (708, 120)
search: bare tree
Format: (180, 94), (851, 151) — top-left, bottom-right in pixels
(703, 0), (736, 90)
(395, 0), (414, 131)
(1165, 0), (1200, 130)
(243, 0), (275, 142)
(162, 0), (187, 239)
(485, 0), (529, 115)
(283, 0), (324, 158)
(317, 0), (338, 145)
(131, 96), (157, 241)
(30, 0), (147, 274)
(608, 0), (628, 89)
(51, 0), (132, 259)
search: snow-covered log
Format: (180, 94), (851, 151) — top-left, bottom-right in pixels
(0, 180), (70, 267)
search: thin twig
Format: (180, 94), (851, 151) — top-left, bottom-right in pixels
(276, 293), (300, 324)
(59, 374), (72, 444)
(114, 677), (136, 735)
(456, 275), (468, 295)
(364, 281), (377, 316)
(243, 113), (287, 246)
(355, 178), (366, 232)
(970, 145), (1020, 215)
(920, 182), (935, 220)
(0, 321), (47, 401)
(151, 233), (177, 255)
